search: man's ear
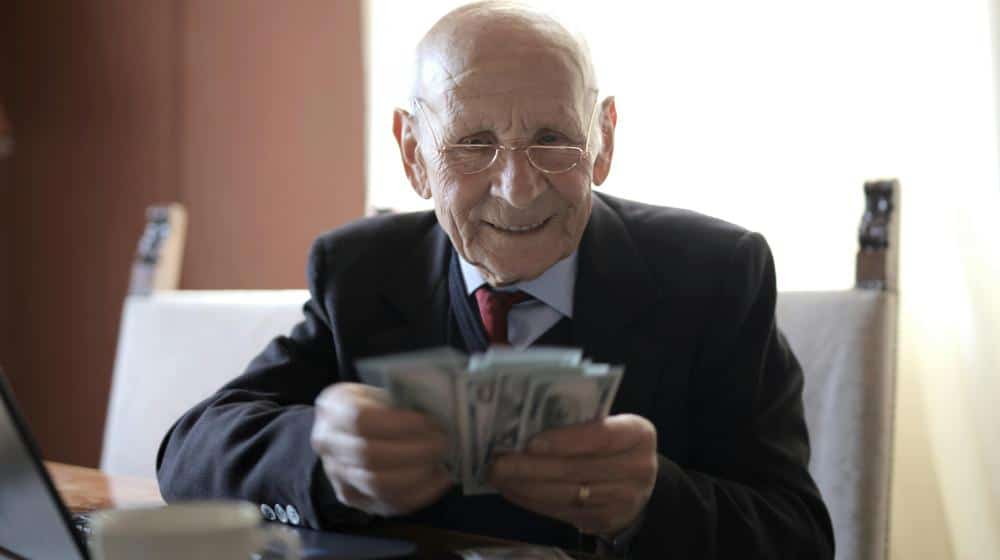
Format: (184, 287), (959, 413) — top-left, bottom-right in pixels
(592, 96), (617, 187)
(393, 108), (432, 199)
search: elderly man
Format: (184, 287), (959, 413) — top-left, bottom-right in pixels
(157, 2), (834, 557)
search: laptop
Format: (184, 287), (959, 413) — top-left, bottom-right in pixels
(0, 367), (418, 559)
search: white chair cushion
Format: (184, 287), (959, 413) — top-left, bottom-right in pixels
(100, 291), (308, 479)
(777, 290), (897, 560)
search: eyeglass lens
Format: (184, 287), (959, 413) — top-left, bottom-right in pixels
(444, 146), (581, 174)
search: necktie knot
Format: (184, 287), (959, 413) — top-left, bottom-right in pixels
(474, 287), (530, 345)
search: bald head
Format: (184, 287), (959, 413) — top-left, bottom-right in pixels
(411, 1), (598, 110)
(393, 1), (616, 286)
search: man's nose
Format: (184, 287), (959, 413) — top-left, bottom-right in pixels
(491, 148), (546, 209)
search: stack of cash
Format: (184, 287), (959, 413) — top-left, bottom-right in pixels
(356, 347), (623, 495)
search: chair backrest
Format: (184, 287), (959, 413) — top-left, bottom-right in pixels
(99, 290), (308, 479)
(128, 203), (188, 295)
(777, 290), (896, 560)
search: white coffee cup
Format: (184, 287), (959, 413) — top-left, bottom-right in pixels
(87, 500), (301, 560)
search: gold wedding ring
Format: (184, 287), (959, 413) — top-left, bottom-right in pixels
(575, 484), (591, 507)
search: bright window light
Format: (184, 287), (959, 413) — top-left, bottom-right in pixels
(365, 0), (998, 292)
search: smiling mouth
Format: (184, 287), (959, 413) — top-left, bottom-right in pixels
(484, 216), (552, 234)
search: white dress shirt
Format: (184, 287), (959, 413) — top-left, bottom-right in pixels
(458, 251), (577, 347)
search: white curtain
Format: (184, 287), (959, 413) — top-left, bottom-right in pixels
(365, 2), (1000, 557)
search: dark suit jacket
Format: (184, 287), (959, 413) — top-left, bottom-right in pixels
(157, 193), (835, 558)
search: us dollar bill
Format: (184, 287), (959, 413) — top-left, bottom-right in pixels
(469, 347), (583, 370)
(461, 374), (500, 494)
(471, 348), (583, 456)
(356, 348), (467, 479)
(354, 347), (624, 495)
(591, 364), (624, 416)
(517, 366), (623, 449)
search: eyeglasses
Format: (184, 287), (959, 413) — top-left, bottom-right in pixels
(412, 97), (600, 175)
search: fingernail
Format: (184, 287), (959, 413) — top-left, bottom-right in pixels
(529, 437), (550, 454)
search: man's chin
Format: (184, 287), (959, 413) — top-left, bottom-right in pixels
(478, 257), (559, 287)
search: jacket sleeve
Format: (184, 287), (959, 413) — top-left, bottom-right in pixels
(629, 232), (835, 559)
(155, 240), (364, 530)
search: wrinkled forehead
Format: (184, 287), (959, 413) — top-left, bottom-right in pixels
(417, 45), (593, 135)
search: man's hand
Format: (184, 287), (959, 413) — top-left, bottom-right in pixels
(310, 382), (454, 517)
(488, 414), (658, 537)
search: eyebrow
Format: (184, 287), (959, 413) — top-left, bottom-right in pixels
(446, 109), (585, 142)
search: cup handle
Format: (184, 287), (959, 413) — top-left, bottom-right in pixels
(255, 525), (302, 560)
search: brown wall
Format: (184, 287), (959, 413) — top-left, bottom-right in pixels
(179, 1), (365, 288)
(2, 0), (365, 467)
(1, 5), (12, 381)
(0, 161), (10, 380)
(0, 150), (10, 379)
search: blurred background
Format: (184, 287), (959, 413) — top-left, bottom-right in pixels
(1, 1), (998, 558)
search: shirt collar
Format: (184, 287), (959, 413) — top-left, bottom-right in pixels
(458, 250), (577, 318)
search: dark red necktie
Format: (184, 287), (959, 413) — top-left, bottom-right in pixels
(474, 287), (530, 345)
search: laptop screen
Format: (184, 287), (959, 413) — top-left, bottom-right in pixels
(0, 368), (89, 559)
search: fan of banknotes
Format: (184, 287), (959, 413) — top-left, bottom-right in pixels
(356, 347), (623, 495)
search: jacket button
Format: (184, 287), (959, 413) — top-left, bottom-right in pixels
(286, 505), (301, 526)
(260, 504), (276, 521)
(275, 504), (288, 523)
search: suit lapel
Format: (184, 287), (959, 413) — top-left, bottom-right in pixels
(366, 221), (452, 355)
(575, 194), (663, 339)
(574, 194), (665, 416)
